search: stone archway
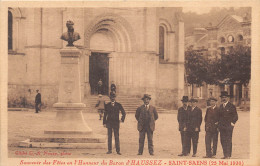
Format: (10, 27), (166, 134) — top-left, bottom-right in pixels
(83, 13), (136, 96)
(85, 13), (136, 52)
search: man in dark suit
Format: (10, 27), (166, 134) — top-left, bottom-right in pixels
(204, 97), (220, 158)
(135, 94), (158, 155)
(219, 91), (238, 159)
(103, 92), (126, 155)
(177, 96), (191, 156)
(35, 89), (41, 113)
(186, 98), (202, 157)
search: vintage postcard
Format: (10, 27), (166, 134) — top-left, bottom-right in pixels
(1, 1), (260, 166)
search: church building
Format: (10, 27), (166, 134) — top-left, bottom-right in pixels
(8, 7), (185, 109)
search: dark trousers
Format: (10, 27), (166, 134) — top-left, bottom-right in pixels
(205, 131), (218, 157)
(138, 129), (154, 154)
(180, 131), (187, 154)
(220, 127), (233, 157)
(35, 103), (41, 113)
(107, 127), (120, 153)
(186, 131), (199, 155)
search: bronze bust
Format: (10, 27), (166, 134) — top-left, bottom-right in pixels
(61, 20), (80, 47)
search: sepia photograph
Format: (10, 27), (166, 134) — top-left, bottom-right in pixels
(1, 1), (260, 166)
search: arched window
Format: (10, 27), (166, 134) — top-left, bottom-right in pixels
(220, 37), (225, 43)
(238, 34), (243, 41)
(228, 35), (234, 43)
(159, 26), (165, 60)
(8, 11), (13, 50)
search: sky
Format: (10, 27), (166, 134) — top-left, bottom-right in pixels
(183, 7), (212, 14)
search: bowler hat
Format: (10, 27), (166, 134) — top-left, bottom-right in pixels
(207, 97), (217, 101)
(181, 96), (189, 102)
(110, 92), (116, 98)
(141, 94), (151, 100)
(189, 98), (198, 102)
(220, 91), (229, 97)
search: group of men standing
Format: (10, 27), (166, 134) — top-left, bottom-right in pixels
(178, 91), (238, 159)
(99, 89), (238, 158)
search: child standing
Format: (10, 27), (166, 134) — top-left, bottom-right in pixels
(95, 94), (106, 120)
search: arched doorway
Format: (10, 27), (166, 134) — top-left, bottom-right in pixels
(85, 13), (136, 96)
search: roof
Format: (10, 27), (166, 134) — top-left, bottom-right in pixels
(217, 14), (243, 28)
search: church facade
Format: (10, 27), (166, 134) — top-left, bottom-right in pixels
(8, 7), (185, 109)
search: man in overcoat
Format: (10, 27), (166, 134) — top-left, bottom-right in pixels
(35, 89), (41, 113)
(103, 92), (126, 155)
(204, 97), (220, 158)
(186, 98), (202, 157)
(177, 96), (191, 156)
(135, 94), (158, 155)
(218, 91), (238, 159)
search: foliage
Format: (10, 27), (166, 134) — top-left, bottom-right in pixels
(185, 49), (208, 87)
(219, 45), (251, 86)
(185, 45), (251, 87)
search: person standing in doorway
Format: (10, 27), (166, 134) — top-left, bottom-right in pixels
(177, 96), (191, 156)
(135, 94), (158, 156)
(97, 79), (103, 95)
(186, 98), (202, 157)
(204, 97), (220, 158)
(219, 91), (238, 159)
(103, 92), (126, 155)
(110, 81), (116, 94)
(35, 89), (41, 113)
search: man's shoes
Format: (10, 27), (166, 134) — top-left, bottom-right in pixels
(183, 153), (190, 156)
(178, 153), (184, 156)
(117, 152), (122, 155)
(137, 153), (142, 155)
(150, 153), (154, 156)
(106, 151), (112, 154)
(192, 154), (197, 157)
(203, 156), (211, 158)
(221, 156), (230, 159)
(211, 155), (216, 158)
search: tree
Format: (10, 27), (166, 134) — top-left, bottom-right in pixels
(185, 49), (208, 96)
(219, 45), (251, 86)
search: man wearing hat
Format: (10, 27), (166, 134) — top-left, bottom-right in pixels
(35, 89), (41, 113)
(204, 97), (220, 158)
(186, 98), (202, 157)
(219, 91), (238, 159)
(135, 94), (158, 155)
(177, 96), (191, 156)
(103, 92), (126, 155)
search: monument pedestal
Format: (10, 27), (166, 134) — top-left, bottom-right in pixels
(19, 47), (105, 149)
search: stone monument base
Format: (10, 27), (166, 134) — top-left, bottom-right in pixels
(19, 103), (106, 149)
(19, 133), (106, 149)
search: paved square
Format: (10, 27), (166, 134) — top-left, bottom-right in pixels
(8, 110), (249, 159)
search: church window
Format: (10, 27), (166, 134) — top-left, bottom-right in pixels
(159, 26), (165, 60)
(8, 11), (13, 50)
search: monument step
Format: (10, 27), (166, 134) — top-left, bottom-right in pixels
(19, 139), (106, 149)
(30, 135), (106, 143)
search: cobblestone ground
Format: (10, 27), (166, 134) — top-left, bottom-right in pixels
(8, 110), (249, 159)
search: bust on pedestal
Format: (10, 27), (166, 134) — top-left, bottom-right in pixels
(19, 21), (105, 149)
